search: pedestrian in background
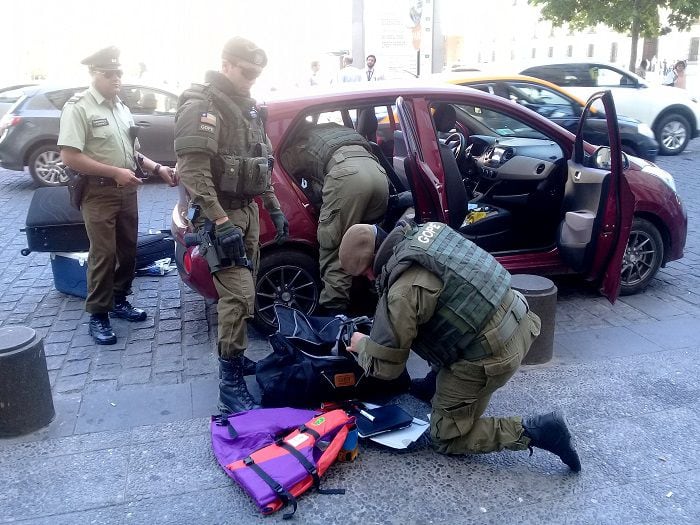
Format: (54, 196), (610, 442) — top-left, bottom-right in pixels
(340, 221), (581, 472)
(673, 60), (687, 89)
(58, 46), (177, 346)
(336, 56), (363, 83)
(174, 36), (289, 414)
(364, 54), (385, 81)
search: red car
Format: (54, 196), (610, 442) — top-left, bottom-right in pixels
(171, 84), (687, 330)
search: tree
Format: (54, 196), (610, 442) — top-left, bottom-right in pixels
(529, 0), (700, 71)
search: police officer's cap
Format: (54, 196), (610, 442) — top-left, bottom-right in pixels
(81, 46), (121, 70)
(222, 37), (267, 68)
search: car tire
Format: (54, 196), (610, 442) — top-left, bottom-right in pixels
(28, 144), (68, 187)
(620, 217), (664, 296)
(254, 250), (320, 333)
(654, 113), (691, 156)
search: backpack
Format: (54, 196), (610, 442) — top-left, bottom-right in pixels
(211, 407), (354, 518)
(255, 306), (410, 408)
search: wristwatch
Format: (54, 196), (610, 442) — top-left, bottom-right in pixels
(152, 163), (162, 177)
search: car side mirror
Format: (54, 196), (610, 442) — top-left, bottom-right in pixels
(591, 146), (629, 170)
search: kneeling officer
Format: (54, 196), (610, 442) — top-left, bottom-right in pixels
(340, 221), (581, 471)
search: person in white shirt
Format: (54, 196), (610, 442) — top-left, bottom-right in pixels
(336, 56), (363, 83)
(364, 54), (385, 82)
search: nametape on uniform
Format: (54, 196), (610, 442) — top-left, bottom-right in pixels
(92, 118), (109, 127)
(200, 112), (217, 126)
(411, 222), (442, 249)
(199, 124), (215, 133)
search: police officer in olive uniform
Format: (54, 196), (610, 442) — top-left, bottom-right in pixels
(280, 122), (389, 313)
(340, 222), (581, 472)
(174, 37), (289, 414)
(58, 46), (178, 345)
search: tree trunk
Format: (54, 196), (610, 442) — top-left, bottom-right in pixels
(629, 3), (640, 71)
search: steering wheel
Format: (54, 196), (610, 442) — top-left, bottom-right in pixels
(444, 132), (466, 162)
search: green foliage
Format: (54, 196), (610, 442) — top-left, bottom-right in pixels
(529, 0), (699, 38)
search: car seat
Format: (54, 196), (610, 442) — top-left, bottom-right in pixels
(432, 103), (512, 251)
(139, 93), (157, 114)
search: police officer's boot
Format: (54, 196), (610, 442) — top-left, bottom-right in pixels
(522, 411), (581, 472)
(111, 297), (147, 322)
(410, 369), (438, 402)
(241, 355), (257, 376)
(218, 356), (260, 415)
(89, 313), (117, 345)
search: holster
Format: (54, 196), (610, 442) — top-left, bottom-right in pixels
(65, 167), (88, 210)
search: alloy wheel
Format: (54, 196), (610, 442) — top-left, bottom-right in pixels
(621, 229), (660, 289)
(255, 263), (319, 329)
(34, 149), (67, 185)
(660, 120), (687, 154)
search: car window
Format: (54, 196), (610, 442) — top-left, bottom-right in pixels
(0, 87), (28, 103)
(591, 66), (635, 87)
(508, 82), (578, 118)
(455, 103), (549, 140)
(121, 86), (177, 115)
(27, 88), (85, 110)
(522, 64), (593, 87)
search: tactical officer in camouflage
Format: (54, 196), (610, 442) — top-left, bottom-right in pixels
(280, 122), (389, 314)
(174, 37), (289, 414)
(58, 46), (178, 346)
(340, 222), (581, 472)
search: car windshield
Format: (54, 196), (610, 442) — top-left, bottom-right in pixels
(455, 103), (549, 140)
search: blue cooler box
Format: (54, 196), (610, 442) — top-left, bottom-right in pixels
(50, 252), (88, 298)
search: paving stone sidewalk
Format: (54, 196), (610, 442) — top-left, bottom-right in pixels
(1, 141), (699, 524)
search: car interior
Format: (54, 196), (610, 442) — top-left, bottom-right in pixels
(279, 98), (609, 265)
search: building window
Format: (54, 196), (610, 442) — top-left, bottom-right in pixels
(690, 38), (699, 62)
(491, 50), (496, 62)
(567, 45), (573, 57)
(610, 42), (618, 62)
(532, 48), (537, 58)
(587, 44), (594, 57)
(548, 46), (554, 58)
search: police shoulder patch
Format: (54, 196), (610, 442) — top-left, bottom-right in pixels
(199, 123), (215, 134)
(66, 92), (86, 104)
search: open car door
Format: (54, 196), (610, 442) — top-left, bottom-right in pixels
(395, 96), (448, 224)
(557, 90), (634, 302)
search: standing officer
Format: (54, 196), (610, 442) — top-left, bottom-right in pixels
(174, 37), (289, 414)
(58, 46), (177, 346)
(280, 122), (389, 314)
(340, 221), (581, 472)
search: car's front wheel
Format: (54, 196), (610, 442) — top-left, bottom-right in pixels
(254, 250), (320, 333)
(620, 217), (664, 296)
(655, 112), (691, 156)
(28, 144), (68, 187)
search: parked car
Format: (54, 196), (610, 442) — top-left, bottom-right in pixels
(170, 83), (687, 331)
(520, 62), (700, 155)
(0, 83), (178, 186)
(440, 72), (658, 161)
(0, 84), (37, 118)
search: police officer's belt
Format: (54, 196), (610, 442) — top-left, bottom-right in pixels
(220, 196), (254, 210)
(462, 290), (528, 361)
(86, 176), (119, 187)
(324, 146), (371, 173)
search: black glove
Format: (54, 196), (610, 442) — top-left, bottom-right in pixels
(215, 220), (243, 248)
(269, 209), (289, 244)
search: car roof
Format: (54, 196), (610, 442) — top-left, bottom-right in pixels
(20, 81), (177, 97)
(520, 61), (647, 82)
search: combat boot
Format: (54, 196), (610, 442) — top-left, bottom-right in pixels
(523, 411), (581, 472)
(218, 356), (260, 415)
(89, 313), (117, 345)
(241, 355), (257, 376)
(410, 369), (437, 402)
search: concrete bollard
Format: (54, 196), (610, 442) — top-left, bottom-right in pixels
(0, 326), (55, 437)
(511, 274), (557, 365)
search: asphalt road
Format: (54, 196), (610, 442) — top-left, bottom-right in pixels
(0, 140), (699, 524)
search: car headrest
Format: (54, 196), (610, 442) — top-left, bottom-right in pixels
(433, 104), (456, 133)
(356, 107), (378, 140)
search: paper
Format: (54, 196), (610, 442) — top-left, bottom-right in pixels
(362, 403), (429, 449)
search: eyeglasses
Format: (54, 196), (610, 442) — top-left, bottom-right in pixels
(238, 65), (261, 81)
(97, 69), (123, 79)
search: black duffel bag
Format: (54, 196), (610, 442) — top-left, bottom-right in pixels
(256, 305), (410, 408)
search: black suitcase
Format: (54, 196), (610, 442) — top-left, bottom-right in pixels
(22, 187), (89, 254)
(135, 232), (174, 269)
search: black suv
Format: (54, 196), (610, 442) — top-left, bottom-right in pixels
(0, 83), (178, 186)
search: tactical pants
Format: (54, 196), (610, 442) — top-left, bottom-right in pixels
(430, 292), (542, 455)
(81, 183), (138, 314)
(211, 201), (260, 358)
(317, 155), (389, 310)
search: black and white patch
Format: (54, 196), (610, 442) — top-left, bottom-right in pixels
(92, 118), (109, 127)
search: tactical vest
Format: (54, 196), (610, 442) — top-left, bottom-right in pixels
(378, 222), (511, 366)
(304, 123), (371, 181)
(181, 83), (272, 198)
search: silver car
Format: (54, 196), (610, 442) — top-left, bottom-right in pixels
(0, 83), (178, 186)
